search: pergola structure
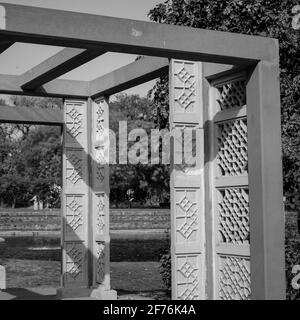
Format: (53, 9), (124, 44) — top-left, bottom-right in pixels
(0, 3), (285, 300)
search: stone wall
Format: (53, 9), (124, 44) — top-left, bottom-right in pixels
(0, 208), (170, 232)
(0, 209), (60, 232)
(0, 208), (297, 235)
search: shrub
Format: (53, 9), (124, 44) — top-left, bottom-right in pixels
(285, 212), (300, 300)
(159, 250), (171, 290)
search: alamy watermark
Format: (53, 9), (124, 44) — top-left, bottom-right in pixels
(95, 121), (199, 166)
(292, 5), (300, 30)
(292, 265), (300, 290)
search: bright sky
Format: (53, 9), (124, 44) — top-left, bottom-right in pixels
(0, 0), (163, 97)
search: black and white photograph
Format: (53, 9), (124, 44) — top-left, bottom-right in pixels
(0, 0), (299, 305)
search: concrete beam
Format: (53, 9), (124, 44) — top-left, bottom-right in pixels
(90, 56), (168, 98)
(247, 61), (285, 299)
(0, 105), (63, 125)
(0, 3), (278, 65)
(0, 74), (90, 98)
(20, 48), (106, 90)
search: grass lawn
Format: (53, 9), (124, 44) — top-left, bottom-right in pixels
(0, 234), (170, 299)
(0, 258), (168, 299)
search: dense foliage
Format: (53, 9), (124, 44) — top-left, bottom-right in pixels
(0, 125), (62, 208)
(148, 0), (300, 209)
(0, 96), (62, 208)
(109, 93), (170, 207)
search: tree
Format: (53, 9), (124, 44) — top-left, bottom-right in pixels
(0, 97), (63, 208)
(21, 125), (62, 206)
(109, 93), (170, 207)
(148, 0), (300, 209)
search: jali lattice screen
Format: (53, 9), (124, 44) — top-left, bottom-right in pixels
(210, 73), (250, 300)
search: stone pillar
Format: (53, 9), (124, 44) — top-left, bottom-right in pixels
(247, 61), (285, 299)
(58, 99), (90, 298)
(169, 59), (205, 300)
(90, 97), (116, 299)
(58, 98), (115, 299)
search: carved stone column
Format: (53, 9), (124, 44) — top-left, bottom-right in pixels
(169, 60), (205, 300)
(58, 99), (90, 298)
(58, 98), (116, 299)
(90, 97), (116, 299)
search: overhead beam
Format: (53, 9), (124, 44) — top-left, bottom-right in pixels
(0, 59), (235, 99)
(90, 56), (169, 98)
(0, 3), (278, 65)
(20, 47), (106, 90)
(0, 74), (89, 98)
(0, 105), (63, 125)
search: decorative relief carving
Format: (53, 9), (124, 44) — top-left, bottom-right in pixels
(95, 146), (106, 165)
(177, 255), (200, 300)
(217, 118), (248, 177)
(217, 188), (249, 245)
(96, 193), (105, 234)
(174, 61), (196, 113)
(219, 255), (251, 300)
(66, 243), (83, 280)
(66, 150), (83, 185)
(65, 103), (83, 139)
(96, 165), (105, 183)
(216, 79), (246, 111)
(96, 99), (105, 137)
(96, 242), (105, 284)
(176, 190), (198, 240)
(66, 196), (83, 233)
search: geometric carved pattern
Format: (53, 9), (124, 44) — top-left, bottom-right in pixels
(96, 100), (105, 136)
(177, 256), (200, 300)
(66, 196), (83, 232)
(66, 244), (83, 280)
(174, 61), (196, 113)
(95, 146), (106, 165)
(91, 98), (109, 289)
(217, 188), (249, 245)
(216, 80), (246, 111)
(63, 100), (87, 289)
(213, 75), (250, 300)
(219, 256), (251, 300)
(66, 151), (82, 185)
(176, 191), (198, 240)
(66, 105), (83, 138)
(217, 118), (248, 176)
(96, 165), (105, 183)
(96, 242), (105, 284)
(171, 60), (203, 300)
(96, 194), (105, 234)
